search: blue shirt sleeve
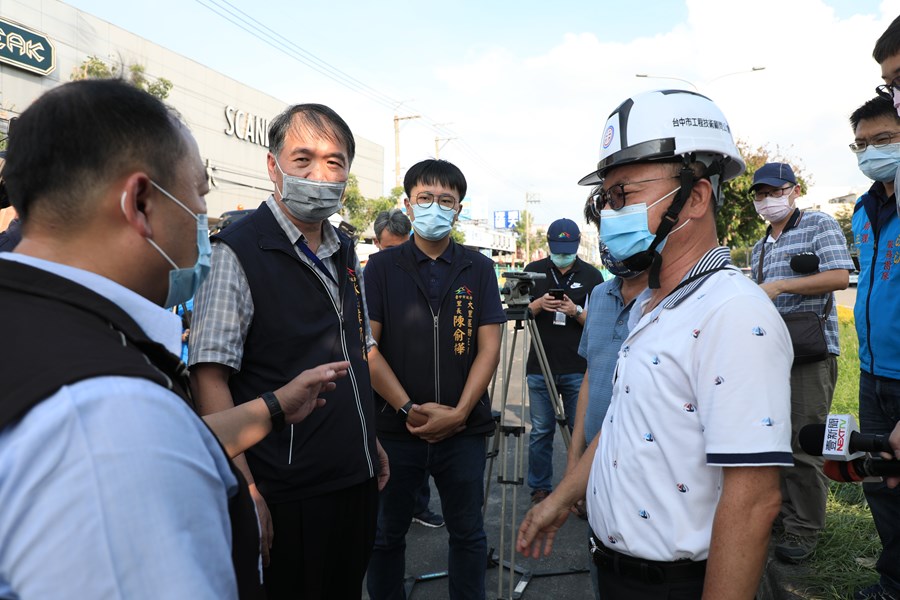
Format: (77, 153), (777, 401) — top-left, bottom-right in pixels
(0, 377), (241, 599)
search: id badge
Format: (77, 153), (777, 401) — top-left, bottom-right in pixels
(553, 310), (567, 326)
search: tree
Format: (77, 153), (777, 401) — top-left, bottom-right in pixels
(341, 177), (402, 233)
(71, 56), (173, 101)
(512, 210), (547, 260)
(716, 140), (809, 248)
(834, 205), (855, 250)
(450, 224), (466, 245)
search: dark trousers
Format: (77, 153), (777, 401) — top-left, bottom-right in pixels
(367, 434), (487, 600)
(590, 533), (705, 600)
(413, 474), (431, 515)
(264, 478), (378, 600)
(859, 370), (900, 594)
(597, 572), (704, 600)
(780, 356), (837, 537)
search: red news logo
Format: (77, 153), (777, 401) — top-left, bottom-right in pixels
(835, 419), (847, 452)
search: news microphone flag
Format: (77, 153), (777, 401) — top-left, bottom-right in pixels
(821, 414), (866, 461)
(799, 418), (891, 460)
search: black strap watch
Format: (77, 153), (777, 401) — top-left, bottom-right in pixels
(397, 400), (414, 421)
(261, 391), (285, 432)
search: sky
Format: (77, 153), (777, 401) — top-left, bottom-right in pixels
(64, 0), (900, 226)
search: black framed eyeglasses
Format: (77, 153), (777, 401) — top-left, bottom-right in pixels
(752, 185), (795, 201)
(849, 131), (900, 153)
(586, 186), (603, 218)
(876, 76), (900, 101)
(590, 176), (680, 212)
(412, 191), (458, 211)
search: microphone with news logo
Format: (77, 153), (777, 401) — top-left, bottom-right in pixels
(799, 414), (895, 483)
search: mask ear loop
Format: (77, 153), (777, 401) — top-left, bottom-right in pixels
(123, 188), (180, 270)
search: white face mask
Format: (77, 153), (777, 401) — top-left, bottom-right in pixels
(753, 192), (794, 223)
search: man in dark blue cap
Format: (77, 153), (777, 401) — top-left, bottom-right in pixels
(748, 162), (853, 564)
(524, 218), (603, 507)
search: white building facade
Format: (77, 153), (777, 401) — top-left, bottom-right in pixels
(0, 0), (384, 218)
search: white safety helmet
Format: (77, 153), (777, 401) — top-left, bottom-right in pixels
(578, 89), (745, 189)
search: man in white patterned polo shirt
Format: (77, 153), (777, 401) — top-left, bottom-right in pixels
(517, 90), (794, 600)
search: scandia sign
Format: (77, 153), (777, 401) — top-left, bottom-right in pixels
(0, 19), (55, 76)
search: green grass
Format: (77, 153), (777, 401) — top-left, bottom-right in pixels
(795, 308), (881, 599)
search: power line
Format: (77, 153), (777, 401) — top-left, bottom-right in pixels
(191, 0), (534, 197)
(193, 0), (401, 111)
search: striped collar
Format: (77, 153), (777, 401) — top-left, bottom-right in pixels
(663, 246), (735, 309)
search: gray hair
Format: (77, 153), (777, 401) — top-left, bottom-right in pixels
(267, 103), (355, 163)
(373, 208), (411, 240)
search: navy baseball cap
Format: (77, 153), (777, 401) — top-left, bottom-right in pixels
(547, 218), (581, 254)
(751, 162), (797, 191)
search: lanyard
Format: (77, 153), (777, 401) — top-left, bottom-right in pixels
(295, 239), (337, 286)
(550, 267), (576, 289)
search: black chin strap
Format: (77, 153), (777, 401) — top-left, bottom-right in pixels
(622, 156), (726, 289)
(623, 156), (697, 288)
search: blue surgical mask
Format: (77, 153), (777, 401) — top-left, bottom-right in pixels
(857, 144), (900, 182)
(411, 203), (455, 241)
(124, 183), (212, 308)
(274, 159), (346, 222)
(599, 240), (644, 279)
(550, 253), (576, 268)
(599, 186), (680, 260)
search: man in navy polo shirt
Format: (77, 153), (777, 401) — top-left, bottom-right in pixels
(748, 162), (852, 564)
(524, 218), (602, 507)
(364, 159), (504, 600)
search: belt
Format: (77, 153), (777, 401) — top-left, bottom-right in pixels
(588, 533), (707, 585)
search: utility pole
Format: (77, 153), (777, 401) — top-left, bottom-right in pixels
(524, 192), (541, 264)
(434, 136), (456, 159)
(394, 113), (421, 199)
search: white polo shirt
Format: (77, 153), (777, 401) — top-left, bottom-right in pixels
(586, 247), (793, 562)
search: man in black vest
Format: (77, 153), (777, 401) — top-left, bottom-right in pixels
(364, 159), (505, 600)
(0, 79), (348, 599)
(189, 103), (388, 600)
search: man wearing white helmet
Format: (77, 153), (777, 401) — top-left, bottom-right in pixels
(517, 90), (793, 599)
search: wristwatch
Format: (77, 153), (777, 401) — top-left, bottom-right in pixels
(397, 400), (414, 421)
(575, 305), (584, 316)
(261, 391), (285, 432)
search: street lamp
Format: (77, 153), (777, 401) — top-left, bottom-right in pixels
(635, 67), (765, 91)
(634, 74), (699, 91)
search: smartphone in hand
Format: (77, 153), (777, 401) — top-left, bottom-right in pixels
(549, 288), (565, 300)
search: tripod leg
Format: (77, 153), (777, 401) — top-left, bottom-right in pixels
(527, 319), (572, 449)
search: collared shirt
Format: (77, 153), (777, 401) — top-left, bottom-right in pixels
(0, 254), (240, 600)
(189, 196), (374, 370)
(410, 238), (454, 312)
(750, 209), (854, 356)
(577, 277), (632, 445)
(586, 247), (793, 562)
